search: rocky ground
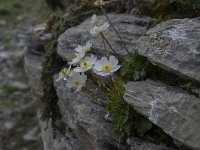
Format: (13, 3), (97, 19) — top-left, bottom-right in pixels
(0, 0), (62, 149)
(26, 9), (199, 150)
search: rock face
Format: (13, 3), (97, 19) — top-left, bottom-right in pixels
(57, 14), (151, 60)
(24, 52), (44, 100)
(54, 78), (126, 150)
(127, 138), (175, 150)
(124, 80), (200, 149)
(137, 17), (200, 82)
(25, 13), (200, 150)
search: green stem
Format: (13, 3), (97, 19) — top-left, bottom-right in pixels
(100, 33), (118, 56)
(83, 87), (107, 106)
(100, 5), (130, 54)
(101, 34), (108, 57)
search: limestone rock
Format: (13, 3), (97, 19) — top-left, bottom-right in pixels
(127, 138), (175, 150)
(124, 80), (200, 149)
(137, 17), (200, 82)
(24, 52), (44, 100)
(54, 77), (126, 150)
(39, 113), (82, 150)
(57, 14), (151, 61)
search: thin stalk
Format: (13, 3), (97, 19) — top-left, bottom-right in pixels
(100, 33), (118, 56)
(83, 87), (107, 106)
(89, 71), (110, 93)
(110, 76), (124, 99)
(101, 34), (109, 57)
(100, 5), (130, 54)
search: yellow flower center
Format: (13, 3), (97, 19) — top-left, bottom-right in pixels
(59, 68), (67, 76)
(80, 61), (90, 69)
(102, 63), (112, 73)
(73, 80), (81, 88)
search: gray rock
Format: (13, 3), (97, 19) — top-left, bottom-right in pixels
(24, 52), (44, 100)
(54, 77), (126, 150)
(23, 127), (39, 141)
(124, 80), (200, 149)
(27, 23), (51, 54)
(57, 14), (151, 61)
(127, 137), (175, 150)
(137, 17), (200, 82)
(39, 113), (82, 150)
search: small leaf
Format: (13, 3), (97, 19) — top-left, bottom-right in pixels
(135, 118), (152, 137)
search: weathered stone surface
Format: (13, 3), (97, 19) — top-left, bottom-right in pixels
(39, 112), (82, 150)
(137, 17), (200, 82)
(27, 23), (51, 54)
(24, 52), (44, 100)
(127, 137), (175, 150)
(124, 80), (200, 149)
(57, 14), (151, 61)
(24, 51), (84, 150)
(54, 77), (126, 150)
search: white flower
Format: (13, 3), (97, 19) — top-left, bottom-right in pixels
(93, 55), (121, 76)
(69, 42), (92, 65)
(56, 65), (72, 81)
(75, 42), (92, 54)
(91, 14), (98, 25)
(74, 54), (97, 73)
(94, 0), (105, 6)
(66, 73), (87, 92)
(68, 52), (85, 65)
(89, 22), (109, 36)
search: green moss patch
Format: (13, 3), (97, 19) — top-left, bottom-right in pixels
(107, 77), (152, 137)
(138, 0), (200, 28)
(41, 3), (98, 130)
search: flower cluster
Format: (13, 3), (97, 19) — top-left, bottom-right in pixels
(94, 0), (105, 6)
(57, 14), (121, 92)
(90, 14), (110, 37)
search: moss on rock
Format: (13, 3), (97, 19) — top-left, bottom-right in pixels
(41, 3), (98, 129)
(138, 0), (200, 28)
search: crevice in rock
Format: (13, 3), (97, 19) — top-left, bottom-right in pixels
(40, 3), (100, 133)
(146, 60), (200, 98)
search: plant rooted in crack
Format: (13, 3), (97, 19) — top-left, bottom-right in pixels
(56, 0), (152, 138)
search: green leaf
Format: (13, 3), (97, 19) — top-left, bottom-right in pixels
(135, 118), (152, 137)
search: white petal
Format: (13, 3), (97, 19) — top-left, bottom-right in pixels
(91, 14), (98, 25)
(74, 67), (86, 73)
(68, 52), (85, 65)
(110, 65), (121, 73)
(66, 80), (73, 88)
(100, 57), (108, 63)
(85, 42), (92, 50)
(89, 26), (100, 36)
(56, 76), (63, 81)
(93, 61), (103, 71)
(96, 71), (112, 76)
(99, 22), (109, 32)
(86, 54), (97, 64)
(75, 45), (82, 53)
(75, 87), (81, 93)
(109, 55), (118, 67)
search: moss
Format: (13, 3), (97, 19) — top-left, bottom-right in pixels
(139, 0), (200, 28)
(2, 84), (20, 95)
(120, 52), (150, 82)
(107, 54), (153, 137)
(21, 109), (35, 118)
(41, 3), (98, 131)
(45, 0), (66, 10)
(0, 7), (11, 15)
(107, 51), (199, 147)
(107, 87), (152, 137)
(1, 99), (17, 108)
